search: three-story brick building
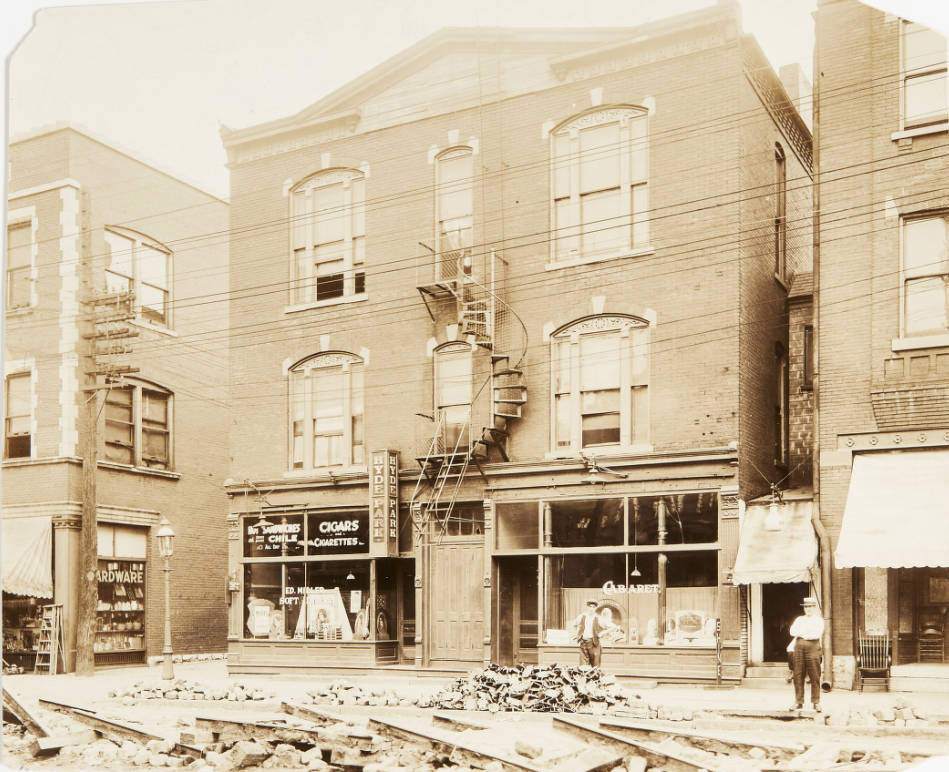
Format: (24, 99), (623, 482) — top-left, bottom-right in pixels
(816, 0), (949, 691)
(222, 1), (815, 681)
(3, 126), (229, 671)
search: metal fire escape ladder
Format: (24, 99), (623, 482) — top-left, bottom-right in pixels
(410, 413), (472, 539)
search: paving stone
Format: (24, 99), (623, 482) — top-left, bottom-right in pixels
(514, 739), (543, 759)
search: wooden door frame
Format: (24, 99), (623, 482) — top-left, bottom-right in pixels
(425, 536), (483, 666)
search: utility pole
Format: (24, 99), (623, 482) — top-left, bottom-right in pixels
(74, 235), (139, 675)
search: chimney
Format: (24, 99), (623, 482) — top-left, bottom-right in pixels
(779, 63), (813, 132)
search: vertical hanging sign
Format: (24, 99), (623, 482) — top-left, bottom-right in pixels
(370, 449), (399, 557)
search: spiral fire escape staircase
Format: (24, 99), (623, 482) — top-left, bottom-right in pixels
(411, 246), (528, 539)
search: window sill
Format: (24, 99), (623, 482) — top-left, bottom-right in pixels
(891, 332), (949, 352)
(773, 272), (789, 291)
(544, 444), (654, 461)
(891, 122), (949, 142)
(285, 294), (369, 314)
(5, 305), (36, 318)
(1, 455), (39, 466)
(544, 247), (654, 272)
(282, 465), (368, 480)
(130, 318), (177, 337)
(97, 460), (181, 479)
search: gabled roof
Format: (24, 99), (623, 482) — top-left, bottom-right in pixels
(221, 2), (743, 149)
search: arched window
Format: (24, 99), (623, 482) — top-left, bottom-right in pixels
(104, 227), (172, 327)
(550, 106), (649, 265)
(104, 379), (172, 469)
(550, 315), (650, 452)
(289, 352), (364, 470)
(435, 147), (473, 281)
(434, 342), (472, 450)
(291, 169), (366, 305)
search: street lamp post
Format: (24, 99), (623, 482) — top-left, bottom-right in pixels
(156, 516), (176, 680)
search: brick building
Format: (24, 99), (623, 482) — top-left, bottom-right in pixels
(3, 126), (229, 670)
(221, 1), (814, 681)
(815, 0), (949, 691)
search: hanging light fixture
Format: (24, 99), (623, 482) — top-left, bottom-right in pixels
(765, 484), (783, 531)
(346, 571), (356, 581)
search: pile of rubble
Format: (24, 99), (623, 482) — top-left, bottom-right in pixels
(304, 681), (414, 708)
(416, 663), (639, 713)
(817, 697), (934, 729)
(110, 679), (274, 703)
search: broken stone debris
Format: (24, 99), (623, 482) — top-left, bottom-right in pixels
(415, 663), (642, 713)
(109, 678), (274, 703)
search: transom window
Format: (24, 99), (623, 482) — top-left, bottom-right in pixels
(104, 228), (172, 327)
(901, 20), (948, 129)
(6, 222), (33, 310)
(104, 381), (171, 469)
(902, 214), (949, 335)
(434, 343), (472, 451)
(551, 316), (650, 452)
(435, 148), (473, 282)
(551, 107), (649, 264)
(4, 373), (32, 459)
(291, 170), (366, 305)
(289, 352), (364, 470)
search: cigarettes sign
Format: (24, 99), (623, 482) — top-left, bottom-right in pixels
(370, 449), (399, 557)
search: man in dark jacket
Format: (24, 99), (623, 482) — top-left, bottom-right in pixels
(573, 599), (604, 667)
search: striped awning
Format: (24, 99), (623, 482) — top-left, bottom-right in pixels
(835, 450), (949, 569)
(2, 516), (53, 598)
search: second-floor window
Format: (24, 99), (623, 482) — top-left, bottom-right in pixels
(6, 222), (32, 310)
(902, 214), (949, 336)
(4, 373), (31, 459)
(901, 20), (948, 129)
(774, 144), (787, 282)
(435, 343), (472, 450)
(289, 353), (364, 470)
(551, 315), (650, 452)
(551, 106), (649, 264)
(435, 147), (473, 281)
(104, 382), (171, 470)
(291, 170), (366, 305)
(104, 228), (171, 327)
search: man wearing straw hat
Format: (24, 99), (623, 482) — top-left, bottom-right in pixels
(788, 596), (825, 712)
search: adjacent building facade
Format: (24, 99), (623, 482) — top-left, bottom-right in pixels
(816, 0), (949, 691)
(222, 1), (815, 682)
(3, 126), (230, 671)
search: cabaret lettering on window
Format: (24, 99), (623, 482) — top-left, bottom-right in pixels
(369, 449), (399, 557)
(602, 580), (660, 595)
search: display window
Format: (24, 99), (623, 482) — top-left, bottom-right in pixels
(495, 492), (720, 649)
(2, 593), (45, 664)
(243, 562), (374, 641)
(95, 524), (147, 658)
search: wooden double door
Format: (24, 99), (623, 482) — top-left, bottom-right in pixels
(428, 539), (484, 665)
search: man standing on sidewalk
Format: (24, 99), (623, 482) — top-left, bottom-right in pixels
(573, 600), (603, 667)
(788, 596), (825, 712)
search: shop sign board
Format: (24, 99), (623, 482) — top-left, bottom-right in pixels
(370, 449), (399, 557)
(306, 511), (369, 554)
(244, 515), (304, 557)
(602, 580), (660, 595)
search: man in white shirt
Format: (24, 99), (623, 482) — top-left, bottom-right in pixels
(572, 600), (603, 667)
(788, 596), (825, 712)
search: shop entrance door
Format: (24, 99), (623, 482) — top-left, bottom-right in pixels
(762, 582), (808, 662)
(429, 541), (483, 665)
(496, 556), (539, 666)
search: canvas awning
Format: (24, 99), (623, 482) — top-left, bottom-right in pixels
(2, 516), (53, 598)
(732, 498), (818, 584)
(835, 450), (949, 568)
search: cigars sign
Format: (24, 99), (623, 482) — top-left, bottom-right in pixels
(370, 449), (399, 557)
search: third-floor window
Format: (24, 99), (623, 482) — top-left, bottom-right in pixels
(901, 20), (948, 129)
(550, 106), (649, 265)
(104, 227), (172, 327)
(902, 214), (949, 336)
(435, 147), (474, 282)
(291, 169), (366, 305)
(5, 221), (33, 310)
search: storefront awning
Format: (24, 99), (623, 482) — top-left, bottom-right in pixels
(732, 498), (817, 584)
(835, 450), (949, 569)
(2, 516), (53, 598)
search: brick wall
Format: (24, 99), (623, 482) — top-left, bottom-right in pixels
(788, 295), (813, 487)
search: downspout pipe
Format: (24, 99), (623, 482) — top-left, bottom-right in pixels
(811, 5), (833, 692)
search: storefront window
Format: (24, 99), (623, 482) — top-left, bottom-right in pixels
(95, 559), (146, 653)
(2, 594), (45, 665)
(628, 493), (718, 545)
(549, 498), (623, 547)
(496, 502), (539, 550)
